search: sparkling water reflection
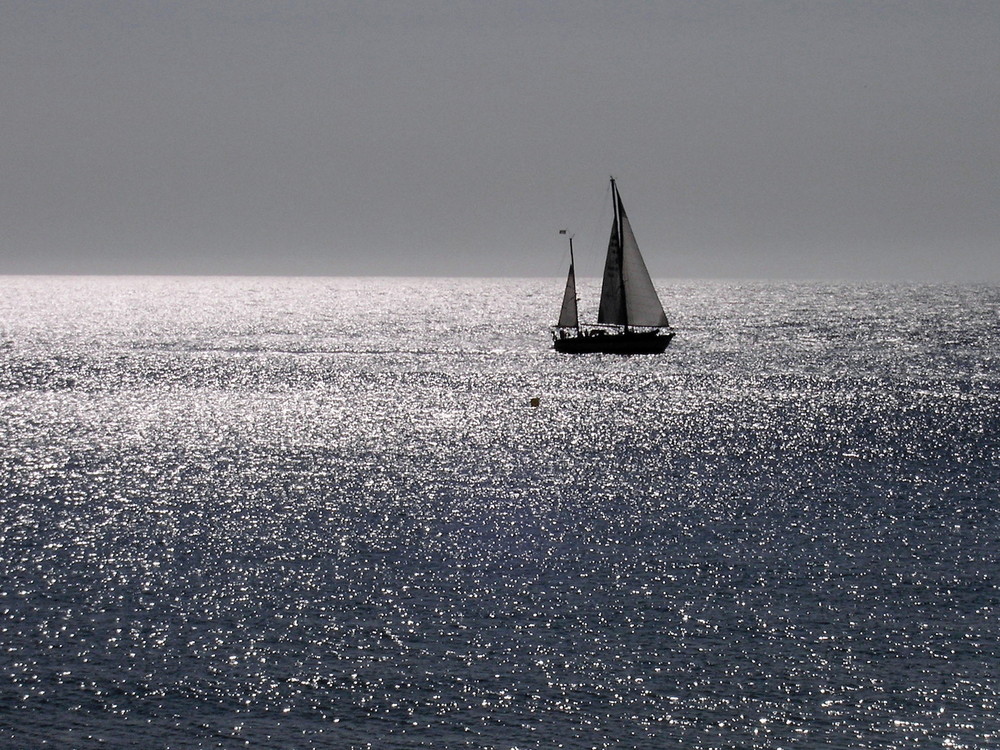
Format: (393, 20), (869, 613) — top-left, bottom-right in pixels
(1, 276), (998, 748)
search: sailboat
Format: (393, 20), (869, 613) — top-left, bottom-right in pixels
(552, 178), (674, 354)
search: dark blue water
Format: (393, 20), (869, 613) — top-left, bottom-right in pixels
(1, 277), (998, 748)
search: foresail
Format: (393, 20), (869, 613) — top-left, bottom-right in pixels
(619, 206), (669, 327)
(597, 215), (626, 325)
(557, 260), (578, 328)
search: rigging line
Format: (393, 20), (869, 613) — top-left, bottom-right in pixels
(552, 181), (612, 277)
(568, 180), (614, 323)
(579, 180), (615, 278)
(552, 229), (574, 277)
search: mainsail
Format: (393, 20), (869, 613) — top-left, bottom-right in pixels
(597, 214), (624, 325)
(597, 180), (668, 328)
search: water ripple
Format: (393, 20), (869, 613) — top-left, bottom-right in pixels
(1, 277), (998, 748)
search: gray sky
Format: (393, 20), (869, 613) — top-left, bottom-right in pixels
(1, 1), (997, 280)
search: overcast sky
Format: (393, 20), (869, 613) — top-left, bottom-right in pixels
(1, 1), (997, 280)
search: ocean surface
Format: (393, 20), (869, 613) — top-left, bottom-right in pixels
(0, 276), (997, 749)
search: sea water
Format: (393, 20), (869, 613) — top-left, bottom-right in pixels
(0, 276), (997, 749)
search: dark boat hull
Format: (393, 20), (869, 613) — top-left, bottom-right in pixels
(552, 329), (673, 354)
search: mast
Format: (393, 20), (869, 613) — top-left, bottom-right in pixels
(611, 177), (629, 331)
(568, 239), (578, 331)
(556, 230), (579, 329)
(597, 178), (625, 327)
